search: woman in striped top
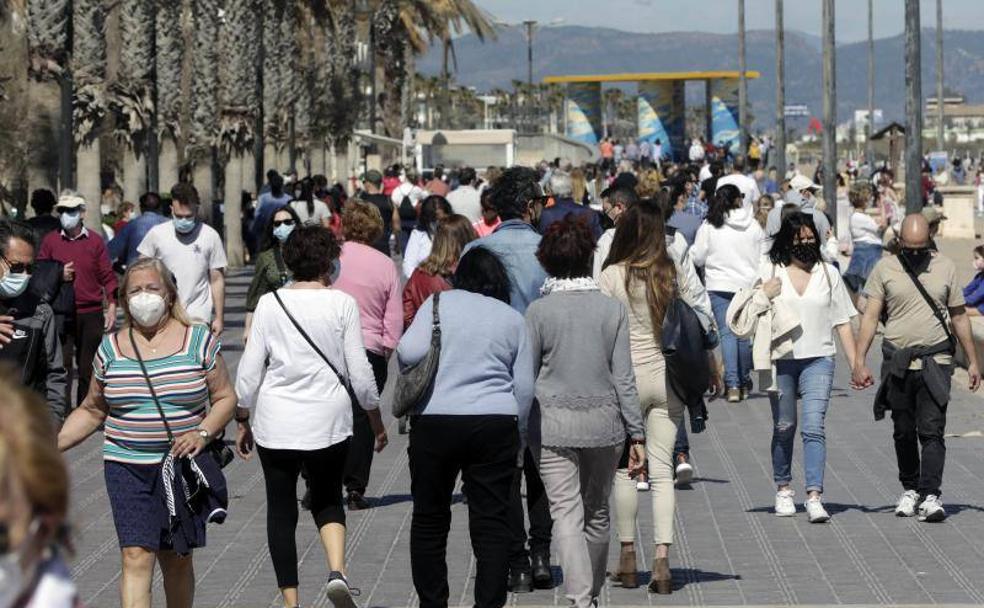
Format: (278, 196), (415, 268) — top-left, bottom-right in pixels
(58, 257), (237, 608)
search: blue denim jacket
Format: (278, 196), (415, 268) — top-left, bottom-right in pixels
(108, 212), (169, 265)
(463, 219), (547, 314)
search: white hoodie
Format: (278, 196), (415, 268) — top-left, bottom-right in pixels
(692, 202), (768, 293)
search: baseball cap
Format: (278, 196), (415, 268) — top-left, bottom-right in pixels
(56, 192), (86, 209)
(921, 206), (947, 224)
(789, 174), (820, 192)
(362, 169), (383, 186)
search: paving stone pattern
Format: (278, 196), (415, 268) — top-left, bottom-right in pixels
(68, 270), (984, 607)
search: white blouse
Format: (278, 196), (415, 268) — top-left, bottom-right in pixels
(850, 211), (882, 246)
(402, 230), (433, 279)
(759, 261), (856, 360)
(235, 289), (380, 450)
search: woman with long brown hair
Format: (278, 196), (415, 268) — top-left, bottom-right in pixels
(598, 198), (686, 595)
(402, 214), (477, 329)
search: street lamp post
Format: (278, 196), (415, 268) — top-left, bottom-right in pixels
(524, 20), (536, 134)
(936, 0), (944, 154)
(822, 0), (837, 232)
(774, 0), (785, 178)
(866, 0), (875, 172)
(738, 0), (748, 153)
(904, 0), (923, 213)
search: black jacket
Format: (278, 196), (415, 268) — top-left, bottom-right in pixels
(0, 291), (68, 422)
(156, 452), (229, 555)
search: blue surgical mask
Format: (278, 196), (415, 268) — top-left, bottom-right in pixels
(0, 271), (30, 299)
(59, 210), (81, 231)
(272, 223), (295, 243)
(173, 217), (197, 234)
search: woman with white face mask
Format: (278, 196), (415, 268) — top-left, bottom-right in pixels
(244, 206), (301, 340)
(57, 257), (237, 608)
(0, 373), (75, 608)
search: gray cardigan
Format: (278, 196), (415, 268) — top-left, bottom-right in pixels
(525, 289), (645, 448)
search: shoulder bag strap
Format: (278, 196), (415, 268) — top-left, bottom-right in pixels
(431, 291), (441, 329)
(272, 289), (349, 386)
(128, 327), (175, 445)
(896, 254), (956, 345)
(272, 247), (288, 285)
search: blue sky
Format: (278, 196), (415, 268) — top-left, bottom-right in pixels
(474, 0), (984, 43)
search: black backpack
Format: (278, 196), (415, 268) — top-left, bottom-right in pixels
(399, 195), (417, 222)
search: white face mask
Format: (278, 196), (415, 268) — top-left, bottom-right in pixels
(128, 292), (168, 327)
(59, 210), (81, 231)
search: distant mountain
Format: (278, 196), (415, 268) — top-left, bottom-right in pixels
(420, 26), (984, 128)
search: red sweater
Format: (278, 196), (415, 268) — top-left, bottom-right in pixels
(39, 228), (118, 313)
(402, 269), (450, 330)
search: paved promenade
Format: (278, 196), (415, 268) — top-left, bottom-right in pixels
(67, 270), (984, 607)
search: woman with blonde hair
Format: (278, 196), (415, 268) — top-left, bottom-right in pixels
(636, 168), (663, 199)
(0, 372), (76, 608)
(571, 167), (589, 206)
(58, 257), (237, 608)
(403, 214), (477, 329)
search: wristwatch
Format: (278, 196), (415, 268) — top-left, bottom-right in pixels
(197, 428), (211, 442)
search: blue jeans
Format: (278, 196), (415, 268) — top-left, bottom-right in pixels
(674, 423), (689, 457)
(709, 291), (753, 390)
(769, 356), (835, 493)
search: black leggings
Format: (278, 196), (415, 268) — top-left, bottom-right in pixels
(258, 440), (350, 588)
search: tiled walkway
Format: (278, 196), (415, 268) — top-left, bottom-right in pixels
(69, 270), (984, 607)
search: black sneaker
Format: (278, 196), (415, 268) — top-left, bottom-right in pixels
(507, 569), (533, 593)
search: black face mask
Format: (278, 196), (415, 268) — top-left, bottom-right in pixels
(791, 243), (819, 267)
(900, 247), (932, 272)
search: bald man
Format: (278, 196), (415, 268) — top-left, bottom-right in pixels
(853, 213), (980, 523)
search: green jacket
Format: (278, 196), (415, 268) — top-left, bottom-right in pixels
(246, 248), (291, 312)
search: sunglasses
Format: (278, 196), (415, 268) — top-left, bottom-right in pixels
(272, 219), (295, 228)
(3, 255), (33, 275)
(55, 207), (80, 215)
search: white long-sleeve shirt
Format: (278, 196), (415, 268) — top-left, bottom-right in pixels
(235, 288), (381, 451)
(850, 210), (882, 246)
(402, 229), (432, 279)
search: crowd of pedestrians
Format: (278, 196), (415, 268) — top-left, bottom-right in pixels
(2, 144), (982, 608)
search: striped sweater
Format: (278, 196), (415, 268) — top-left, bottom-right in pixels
(94, 324), (220, 464)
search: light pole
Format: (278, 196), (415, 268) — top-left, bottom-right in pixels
(866, 0), (875, 172)
(936, 0), (944, 154)
(524, 20), (536, 134)
(904, 0), (923, 213)
(822, 0), (837, 231)
(738, 0), (748, 153)
(774, 0), (785, 178)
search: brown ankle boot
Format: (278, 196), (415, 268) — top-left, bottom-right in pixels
(648, 557), (672, 594)
(612, 544), (638, 588)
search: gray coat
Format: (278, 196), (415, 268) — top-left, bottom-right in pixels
(765, 190), (831, 238)
(525, 289), (645, 448)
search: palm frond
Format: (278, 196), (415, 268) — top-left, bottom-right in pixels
(156, 0), (184, 139)
(72, 0), (107, 144)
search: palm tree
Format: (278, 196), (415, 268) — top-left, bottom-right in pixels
(73, 0), (108, 228)
(26, 0), (71, 195)
(156, 0), (184, 192)
(372, 0), (496, 139)
(189, 0), (220, 216)
(261, 0), (289, 174)
(1, 1), (31, 213)
(218, 0), (259, 267)
(112, 0), (155, 202)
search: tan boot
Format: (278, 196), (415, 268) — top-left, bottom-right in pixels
(648, 557), (672, 594)
(610, 543), (638, 588)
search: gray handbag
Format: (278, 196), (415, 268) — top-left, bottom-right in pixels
(392, 292), (442, 418)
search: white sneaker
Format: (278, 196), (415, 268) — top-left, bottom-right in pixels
(326, 571), (359, 608)
(775, 489), (796, 517)
(917, 494), (946, 522)
(895, 490), (920, 517)
(675, 460), (694, 485)
(804, 496), (830, 523)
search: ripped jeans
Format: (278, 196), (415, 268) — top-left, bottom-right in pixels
(769, 356), (835, 494)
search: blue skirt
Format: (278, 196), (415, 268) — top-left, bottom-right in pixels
(844, 243), (883, 292)
(105, 460), (172, 551)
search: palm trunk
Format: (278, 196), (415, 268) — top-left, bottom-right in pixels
(159, 136), (179, 192)
(123, 149), (146, 203)
(904, 0), (922, 213)
(77, 140), (101, 229)
(223, 151), (244, 266)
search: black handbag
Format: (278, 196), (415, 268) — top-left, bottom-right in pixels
(272, 290), (362, 408)
(128, 327), (234, 469)
(392, 292), (442, 418)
